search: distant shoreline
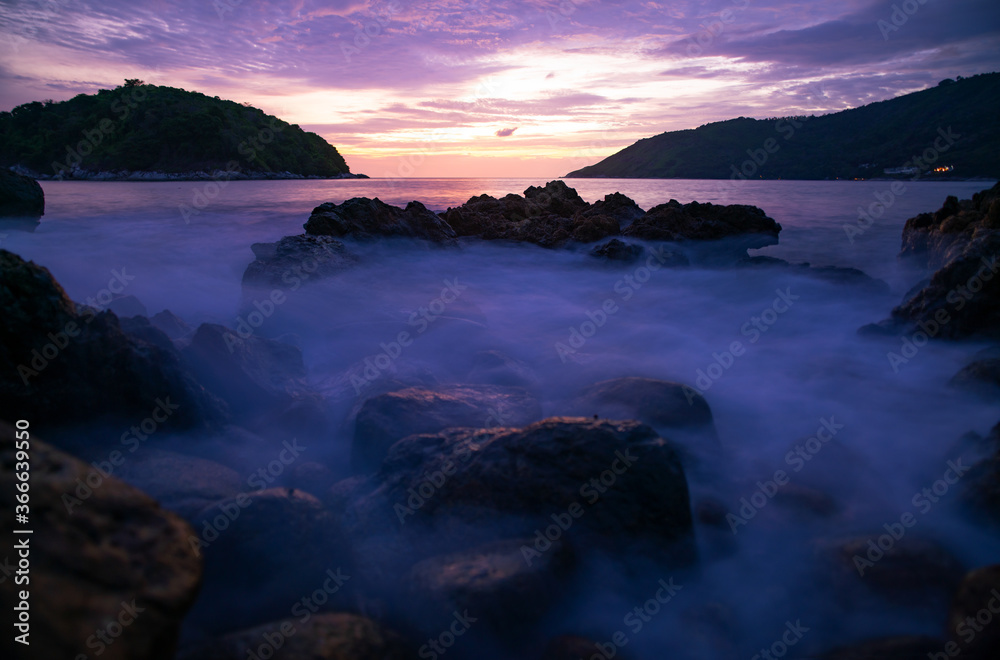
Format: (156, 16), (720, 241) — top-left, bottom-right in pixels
(12, 167), (368, 182)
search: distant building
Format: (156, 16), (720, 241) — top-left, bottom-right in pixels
(932, 165), (954, 173)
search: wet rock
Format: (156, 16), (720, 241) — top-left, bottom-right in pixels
(623, 200), (781, 248)
(112, 448), (243, 521)
(290, 461), (339, 497)
(304, 197), (457, 244)
(885, 184), (1000, 339)
(0, 423), (201, 660)
(578, 192), (646, 229)
(118, 315), (177, 353)
(0, 250), (225, 433)
(347, 417), (696, 573)
(524, 179), (590, 217)
(177, 612), (409, 660)
(351, 384), (543, 473)
(151, 309), (193, 340)
(0, 168), (44, 218)
(180, 323), (317, 421)
(947, 565), (1000, 659)
(401, 539), (575, 636)
(950, 358), (1000, 399)
(590, 238), (645, 263)
(570, 377), (714, 432)
(186, 488), (353, 634)
(242, 234), (358, 287)
(819, 636), (946, 660)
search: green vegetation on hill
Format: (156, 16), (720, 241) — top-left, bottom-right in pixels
(566, 72), (1000, 180)
(0, 81), (350, 177)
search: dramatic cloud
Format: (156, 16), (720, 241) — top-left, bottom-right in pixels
(495, 127), (518, 137)
(1, 0), (998, 176)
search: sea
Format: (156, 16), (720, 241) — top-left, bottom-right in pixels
(5, 177), (999, 655)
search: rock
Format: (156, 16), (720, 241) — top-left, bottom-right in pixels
(0, 423), (201, 660)
(590, 239), (645, 263)
(304, 197), (457, 243)
(950, 358), (1000, 399)
(186, 488), (353, 634)
(0, 250), (225, 433)
(351, 384), (543, 473)
(112, 449), (243, 521)
(180, 323), (315, 421)
(290, 461), (339, 497)
(0, 168), (44, 218)
(242, 234), (358, 287)
(886, 184), (1000, 339)
(578, 192), (646, 229)
(819, 636), (946, 660)
(118, 314), (177, 353)
(538, 635), (636, 660)
(524, 179), (590, 217)
(570, 377), (714, 432)
(948, 565), (1000, 658)
(900, 182), (1000, 269)
(402, 539), (575, 636)
(107, 294), (148, 318)
(960, 421), (1000, 527)
(623, 200), (781, 248)
(347, 418), (696, 573)
(177, 612), (409, 660)
(151, 309), (193, 340)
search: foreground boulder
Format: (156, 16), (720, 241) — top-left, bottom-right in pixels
(242, 234), (358, 287)
(0, 423), (202, 660)
(883, 184), (1000, 339)
(0, 250), (224, 432)
(178, 612), (409, 660)
(305, 197), (457, 243)
(346, 418), (696, 580)
(0, 168), (44, 219)
(351, 384), (543, 473)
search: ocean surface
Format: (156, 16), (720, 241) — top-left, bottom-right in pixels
(5, 177), (999, 655)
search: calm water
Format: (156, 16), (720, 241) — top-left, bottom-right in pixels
(5, 177), (999, 656)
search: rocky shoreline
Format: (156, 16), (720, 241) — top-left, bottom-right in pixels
(2, 180), (1000, 659)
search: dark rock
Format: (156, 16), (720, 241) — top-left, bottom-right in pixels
(0, 250), (225, 432)
(624, 199), (781, 246)
(180, 323), (316, 420)
(960, 421), (1000, 526)
(887, 184), (1000, 339)
(351, 384), (543, 473)
(187, 488), (353, 634)
(948, 565), (1000, 659)
(177, 612), (409, 660)
(304, 197), (457, 243)
(524, 179), (589, 216)
(0, 423), (201, 660)
(819, 636), (946, 660)
(242, 234), (358, 287)
(0, 168), (44, 218)
(118, 314), (177, 353)
(590, 239), (645, 263)
(539, 635), (636, 660)
(107, 294), (148, 318)
(112, 448), (243, 521)
(950, 358), (1000, 399)
(578, 192), (646, 229)
(570, 377), (714, 431)
(347, 418), (696, 573)
(290, 461), (338, 497)
(466, 350), (541, 389)
(151, 309), (193, 340)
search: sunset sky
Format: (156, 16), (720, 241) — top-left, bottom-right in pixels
(1, 0), (998, 177)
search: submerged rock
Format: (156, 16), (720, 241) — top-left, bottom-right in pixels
(351, 384), (543, 473)
(0, 250), (224, 432)
(590, 238), (645, 263)
(305, 197), (457, 243)
(0, 423), (202, 660)
(0, 168), (44, 219)
(242, 234), (358, 287)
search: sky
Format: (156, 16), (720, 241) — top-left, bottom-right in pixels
(1, 0), (998, 177)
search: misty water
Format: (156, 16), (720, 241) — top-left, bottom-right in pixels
(6, 177), (999, 656)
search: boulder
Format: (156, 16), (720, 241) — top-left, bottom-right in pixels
(242, 234), (358, 287)
(0, 250), (224, 433)
(570, 377), (714, 432)
(107, 294), (148, 318)
(0, 168), (44, 218)
(578, 192), (646, 229)
(351, 384), (543, 473)
(304, 197), (457, 244)
(623, 199), (781, 247)
(186, 488), (353, 634)
(347, 417), (696, 571)
(948, 565), (1000, 658)
(0, 423), (201, 660)
(590, 239), (645, 263)
(950, 358), (1000, 399)
(177, 612), (409, 660)
(900, 182), (1000, 269)
(151, 309), (193, 340)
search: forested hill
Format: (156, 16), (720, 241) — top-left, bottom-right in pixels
(566, 72), (1000, 180)
(0, 81), (351, 178)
